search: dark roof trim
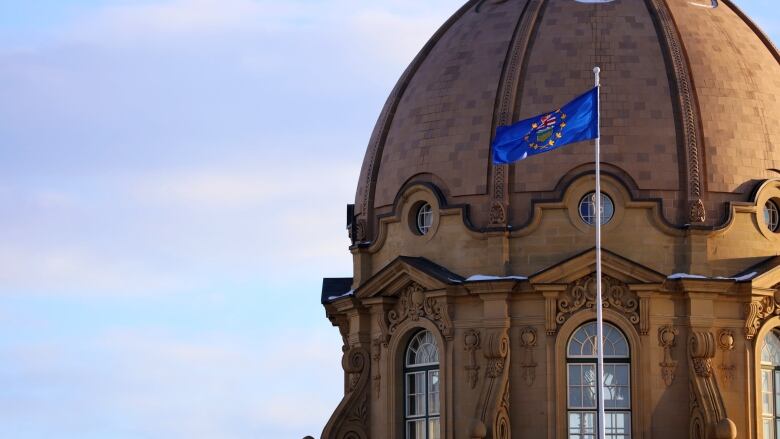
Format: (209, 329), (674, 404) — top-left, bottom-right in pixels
(321, 278), (354, 304)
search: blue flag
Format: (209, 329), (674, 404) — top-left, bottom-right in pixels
(492, 87), (599, 164)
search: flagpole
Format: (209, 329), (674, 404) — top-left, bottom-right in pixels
(593, 66), (606, 439)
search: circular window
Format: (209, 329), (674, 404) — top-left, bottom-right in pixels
(416, 203), (433, 235)
(578, 192), (614, 226)
(765, 200), (779, 233)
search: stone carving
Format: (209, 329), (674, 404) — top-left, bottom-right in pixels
(646, 0), (705, 223)
(556, 274), (640, 327)
(473, 328), (511, 439)
(687, 330), (736, 439)
(717, 329), (736, 387)
(658, 325), (678, 387)
(639, 294), (650, 336)
(745, 295), (778, 339)
(489, 201), (507, 227)
(387, 283), (453, 340)
(464, 329), (481, 389)
(321, 347), (371, 439)
(690, 331), (716, 378)
(518, 326), (538, 386)
(690, 199), (706, 224)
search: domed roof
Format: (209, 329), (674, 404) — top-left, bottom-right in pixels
(354, 0), (780, 241)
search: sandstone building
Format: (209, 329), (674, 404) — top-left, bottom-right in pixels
(320, 0), (780, 438)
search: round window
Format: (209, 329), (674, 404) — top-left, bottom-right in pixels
(765, 200), (779, 233)
(416, 203), (433, 235)
(578, 192), (614, 226)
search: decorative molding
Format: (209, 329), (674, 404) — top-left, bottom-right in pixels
(745, 295), (778, 339)
(473, 328), (511, 439)
(717, 329), (736, 388)
(658, 325), (678, 387)
(687, 330), (736, 439)
(646, 0), (705, 223)
(387, 283), (453, 340)
(639, 294), (650, 336)
(321, 347), (371, 439)
(544, 292), (558, 335)
(465, 329), (481, 389)
(488, 0), (545, 228)
(690, 331), (716, 378)
(556, 274), (640, 329)
(518, 326), (538, 386)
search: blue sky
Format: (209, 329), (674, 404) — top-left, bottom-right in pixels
(0, 1), (777, 438)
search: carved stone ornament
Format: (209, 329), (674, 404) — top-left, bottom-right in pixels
(690, 331), (716, 378)
(518, 326), (538, 386)
(472, 328), (511, 439)
(718, 329), (736, 387)
(746, 294), (780, 339)
(489, 200), (507, 227)
(321, 347), (370, 439)
(387, 283), (453, 340)
(658, 325), (678, 387)
(556, 274), (640, 328)
(464, 329), (481, 389)
(690, 199), (706, 223)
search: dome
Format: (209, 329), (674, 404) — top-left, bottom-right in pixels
(353, 0), (780, 241)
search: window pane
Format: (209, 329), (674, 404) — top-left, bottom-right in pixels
(763, 419), (773, 439)
(605, 412), (631, 439)
(429, 370), (440, 415)
(568, 364), (597, 409)
(429, 417), (441, 439)
(569, 411), (596, 439)
(406, 372), (426, 417)
(764, 370), (774, 416)
(406, 419), (426, 439)
(604, 364), (630, 409)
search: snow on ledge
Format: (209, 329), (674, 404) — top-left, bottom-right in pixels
(327, 290), (355, 301)
(466, 274), (528, 282)
(667, 272), (757, 282)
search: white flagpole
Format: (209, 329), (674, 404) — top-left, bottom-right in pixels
(593, 66), (606, 439)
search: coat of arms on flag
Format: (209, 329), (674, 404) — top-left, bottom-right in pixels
(525, 110), (567, 150)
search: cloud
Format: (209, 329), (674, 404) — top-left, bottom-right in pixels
(0, 327), (344, 438)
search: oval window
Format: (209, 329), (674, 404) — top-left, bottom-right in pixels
(578, 192), (614, 226)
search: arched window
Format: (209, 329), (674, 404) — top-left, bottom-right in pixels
(761, 330), (780, 438)
(567, 321), (631, 439)
(405, 330), (440, 439)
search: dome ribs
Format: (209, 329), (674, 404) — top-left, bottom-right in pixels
(489, 0), (546, 229)
(645, 0), (706, 224)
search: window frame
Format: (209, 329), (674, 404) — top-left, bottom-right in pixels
(404, 330), (441, 439)
(566, 321), (632, 439)
(416, 203), (434, 235)
(761, 330), (780, 438)
(578, 192), (615, 226)
(765, 200), (780, 233)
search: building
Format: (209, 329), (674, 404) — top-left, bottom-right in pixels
(320, 0), (780, 438)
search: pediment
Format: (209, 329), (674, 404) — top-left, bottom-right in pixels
(744, 256), (780, 289)
(529, 247), (667, 285)
(355, 256), (464, 299)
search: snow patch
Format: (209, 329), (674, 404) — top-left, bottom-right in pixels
(466, 275), (528, 282)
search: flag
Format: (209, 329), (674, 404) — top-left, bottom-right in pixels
(491, 87), (599, 164)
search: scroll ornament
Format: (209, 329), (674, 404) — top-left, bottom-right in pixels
(387, 283), (453, 340)
(557, 274), (640, 327)
(745, 294), (780, 339)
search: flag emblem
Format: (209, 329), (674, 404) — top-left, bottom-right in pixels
(525, 110), (567, 150)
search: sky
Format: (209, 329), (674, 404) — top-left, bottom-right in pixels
(0, 1), (777, 438)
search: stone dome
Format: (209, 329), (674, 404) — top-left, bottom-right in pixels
(354, 0), (780, 242)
